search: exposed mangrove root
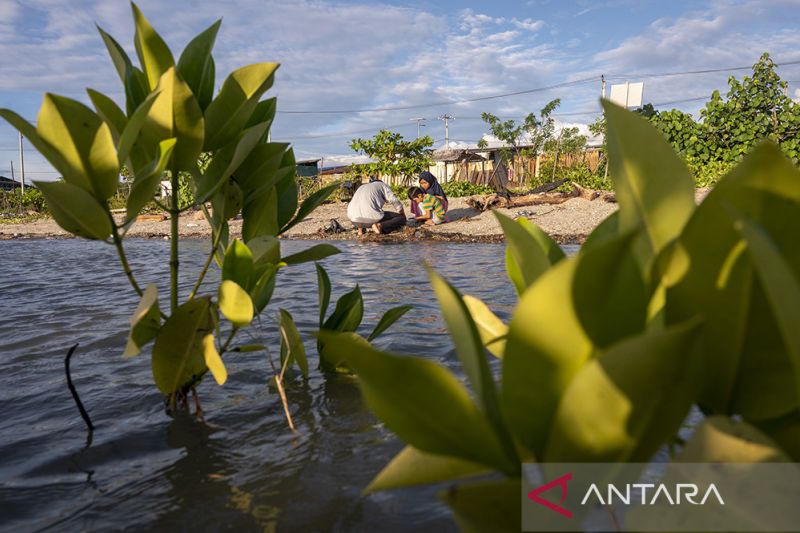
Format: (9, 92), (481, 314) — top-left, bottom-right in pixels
(64, 343), (95, 435)
(274, 376), (296, 432)
(192, 386), (204, 419)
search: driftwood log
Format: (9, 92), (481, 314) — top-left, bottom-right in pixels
(466, 181), (615, 212)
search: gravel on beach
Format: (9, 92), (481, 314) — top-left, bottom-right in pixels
(0, 189), (709, 243)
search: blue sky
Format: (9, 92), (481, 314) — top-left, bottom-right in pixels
(0, 0), (799, 178)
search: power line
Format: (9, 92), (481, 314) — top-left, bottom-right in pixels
(276, 58), (800, 115)
(278, 76), (599, 114)
(612, 59), (800, 80)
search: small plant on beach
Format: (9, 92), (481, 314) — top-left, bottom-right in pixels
(321, 101), (800, 531)
(0, 4), (339, 411)
(314, 263), (411, 372)
(440, 181), (493, 197)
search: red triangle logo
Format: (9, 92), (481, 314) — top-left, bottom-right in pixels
(527, 472), (573, 518)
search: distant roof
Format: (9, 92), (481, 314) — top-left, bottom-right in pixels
(296, 158), (321, 165)
(432, 148), (488, 162)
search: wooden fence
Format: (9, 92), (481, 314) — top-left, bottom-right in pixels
(313, 148), (603, 187)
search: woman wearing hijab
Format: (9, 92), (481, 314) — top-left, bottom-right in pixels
(410, 171), (448, 217)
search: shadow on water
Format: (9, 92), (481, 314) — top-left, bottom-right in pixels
(0, 239), (512, 531)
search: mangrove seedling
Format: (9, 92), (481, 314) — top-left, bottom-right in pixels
(0, 3), (340, 412)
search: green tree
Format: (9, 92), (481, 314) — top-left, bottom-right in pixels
(349, 129), (433, 184)
(650, 53), (800, 165)
(477, 99), (561, 181)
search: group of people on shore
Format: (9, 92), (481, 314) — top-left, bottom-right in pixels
(346, 171), (449, 235)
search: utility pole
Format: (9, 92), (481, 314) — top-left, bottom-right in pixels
(18, 132), (25, 193)
(438, 114), (454, 148)
(601, 74), (606, 100)
(410, 117), (426, 139)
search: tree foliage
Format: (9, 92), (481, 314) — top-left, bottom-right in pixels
(349, 129), (433, 183)
(650, 53), (800, 168)
(477, 99), (560, 163)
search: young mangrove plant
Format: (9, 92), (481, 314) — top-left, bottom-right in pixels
(315, 263), (412, 372)
(0, 3), (340, 411)
(319, 101), (800, 531)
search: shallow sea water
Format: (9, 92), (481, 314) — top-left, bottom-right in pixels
(0, 239), (546, 532)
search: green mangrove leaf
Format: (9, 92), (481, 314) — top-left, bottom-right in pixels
(317, 331), (518, 474)
(235, 142), (288, 194)
(218, 279), (254, 327)
(501, 258), (592, 457)
(96, 25), (148, 114)
(242, 186), (278, 241)
(0, 109), (74, 186)
(247, 235), (280, 266)
(197, 121), (270, 203)
(572, 230), (648, 348)
(245, 98), (277, 132)
(204, 62), (279, 150)
(429, 270), (499, 414)
(37, 93), (119, 199)
(495, 211), (564, 294)
(280, 182), (339, 234)
(131, 3), (175, 91)
(322, 285), (363, 332)
(603, 100), (695, 272)
(202, 333), (227, 386)
(581, 211), (619, 253)
(544, 319), (700, 463)
(142, 67), (204, 171)
(275, 151), (298, 230)
(429, 268), (519, 466)
(211, 179), (243, 223)
(666, 143), (800, 420)
(126, 137), (176, 221)
(281, 244), (340, 266)
(279, 309), (308, 378)
(368, 305), (413, 341)
(152, 297), (214, 395)
(462, 295), (507, 358)
(250, 263), (278, 314)
(123, 283), (160, 357)
(87, 89), (127, 140)
(439, 478), (521, 533)
(222, 239), (255, 291)
(177, 19), (220, 111)
(117, 92), (159, 172)
(626, 416), (795, 533)
(365, 445), (489, 493)
(755, 411), (800, 461)
(679, 416), (790, 463)
(729, 209), (800, 407)
(316, 263), (332, 327)
(35, 181), (112, 240)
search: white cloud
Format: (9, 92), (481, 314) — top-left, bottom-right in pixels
(512, 18), (545, 32)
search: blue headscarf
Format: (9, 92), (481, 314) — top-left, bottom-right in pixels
(419, 171), (447, 203)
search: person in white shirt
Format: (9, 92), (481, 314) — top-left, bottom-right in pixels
(346, 177), (407, 235)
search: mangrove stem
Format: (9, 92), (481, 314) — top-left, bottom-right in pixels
(65, 343), (95, 434)
(188, 221), (224, 301)
(170, 168), (179, 312)
(108, 214), (144, 298)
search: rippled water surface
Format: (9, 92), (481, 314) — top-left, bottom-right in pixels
(0, 239), (532, 532)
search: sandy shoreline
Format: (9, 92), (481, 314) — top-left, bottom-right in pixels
(0, 194), (622, 244)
